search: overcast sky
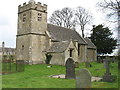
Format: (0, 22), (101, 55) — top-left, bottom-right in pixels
(0, 0), (112, 48)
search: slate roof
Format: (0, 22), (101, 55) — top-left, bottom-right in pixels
(47, 24), (87, 45)
(84, 37), (96, 49)
(46, 41), (70, 53)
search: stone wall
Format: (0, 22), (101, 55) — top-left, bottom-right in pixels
(50, 53), (65, 65)
(78, 45), (87, 62)
(16, 35), (30, 61)
(31, 35), (46, 64)
(16, 1), (47, 64)
(65, 41), (78, 63)
(17, 2), (47, 35)
(87, 49), (97, 62)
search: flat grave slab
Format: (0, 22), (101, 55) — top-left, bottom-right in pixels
(49, 74), (102, 81)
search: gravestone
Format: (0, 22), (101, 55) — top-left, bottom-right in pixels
(102, 58), (115, 82)
(65, 58), (75, 79)
(97, 57), (103, 63)
(111, 57), (117, 63)
(74, 62), (79, 68)
(76, 68), (92, 88)
(16, 60), (24, 72)
(85, 62), (92, 68)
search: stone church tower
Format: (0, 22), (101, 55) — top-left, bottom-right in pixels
(16, 0), (47, 64)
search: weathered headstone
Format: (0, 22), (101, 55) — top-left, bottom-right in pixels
(16, 60), (24, 72)
(76, 68), (92, 88)
(65, 58), (75, 79)
(102, 58), (115, 82)
(97, 57), (103, 63)
(85, 62), (92, 68)
(111, 57), (117, 63)
(74, 62), (79, 68)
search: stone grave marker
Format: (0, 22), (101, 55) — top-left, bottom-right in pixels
(65, 58), (75, 79)
(111, 57), (117, 63)
(74, 62), (79, 68)
(97, 57), (103, 63)
(102, 58), (115, 82)
(76, 68), (92, 88)
(85, 62), (92, 68)
(16, 60), (24, 72)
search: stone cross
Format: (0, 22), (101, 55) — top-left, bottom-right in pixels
(102, 57), (115, 82)
(103, 58), (110, 75)
(76, 68), (92, 88)
(65, 58), (75, 79)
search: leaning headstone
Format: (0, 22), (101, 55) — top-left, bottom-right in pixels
(65, 58), (75, 79)
(102, 58), (115, 82)
(76, 68), (92, 88)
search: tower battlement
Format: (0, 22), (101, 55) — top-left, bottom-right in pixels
(18, 1), (47, 14)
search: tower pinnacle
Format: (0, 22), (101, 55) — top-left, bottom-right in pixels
(29, 0), (35, 3)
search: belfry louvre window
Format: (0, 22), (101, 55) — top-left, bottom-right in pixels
(38, 13), (42, 21)
(23, 14), (26, 22)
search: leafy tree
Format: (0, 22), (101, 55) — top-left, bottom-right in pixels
(90, 24), (117, 55)
(97, 0), (120, 52)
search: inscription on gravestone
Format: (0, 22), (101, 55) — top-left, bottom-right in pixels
(76, 68), (92, 88)
(65, 58), (75, 79)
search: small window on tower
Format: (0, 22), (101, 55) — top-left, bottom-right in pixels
(23, 14), (26, 22)
(38, 13), (42, 21)
(22, 45), (24, 50)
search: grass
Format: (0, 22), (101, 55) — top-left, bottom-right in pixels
(2, 61), (118, 88)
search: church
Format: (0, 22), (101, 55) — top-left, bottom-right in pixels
(16, 0), (97, 65)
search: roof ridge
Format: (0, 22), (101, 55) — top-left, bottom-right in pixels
(47, 23), (74, 31)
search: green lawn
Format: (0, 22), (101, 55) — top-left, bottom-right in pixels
(2, 62), (118, 88)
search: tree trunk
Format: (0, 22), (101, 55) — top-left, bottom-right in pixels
(81, 26), (84, 38)
(118, 9), (120, 51)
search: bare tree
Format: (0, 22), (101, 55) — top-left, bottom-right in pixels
(97, 0), (120, 55)
(49, 7), (76, 29)
(97, 0), (120, 22)
(49, 10), (63, 26)
(75, 7), (93, 37)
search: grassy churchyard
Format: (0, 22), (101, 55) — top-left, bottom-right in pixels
(2, 61), (118, 88)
